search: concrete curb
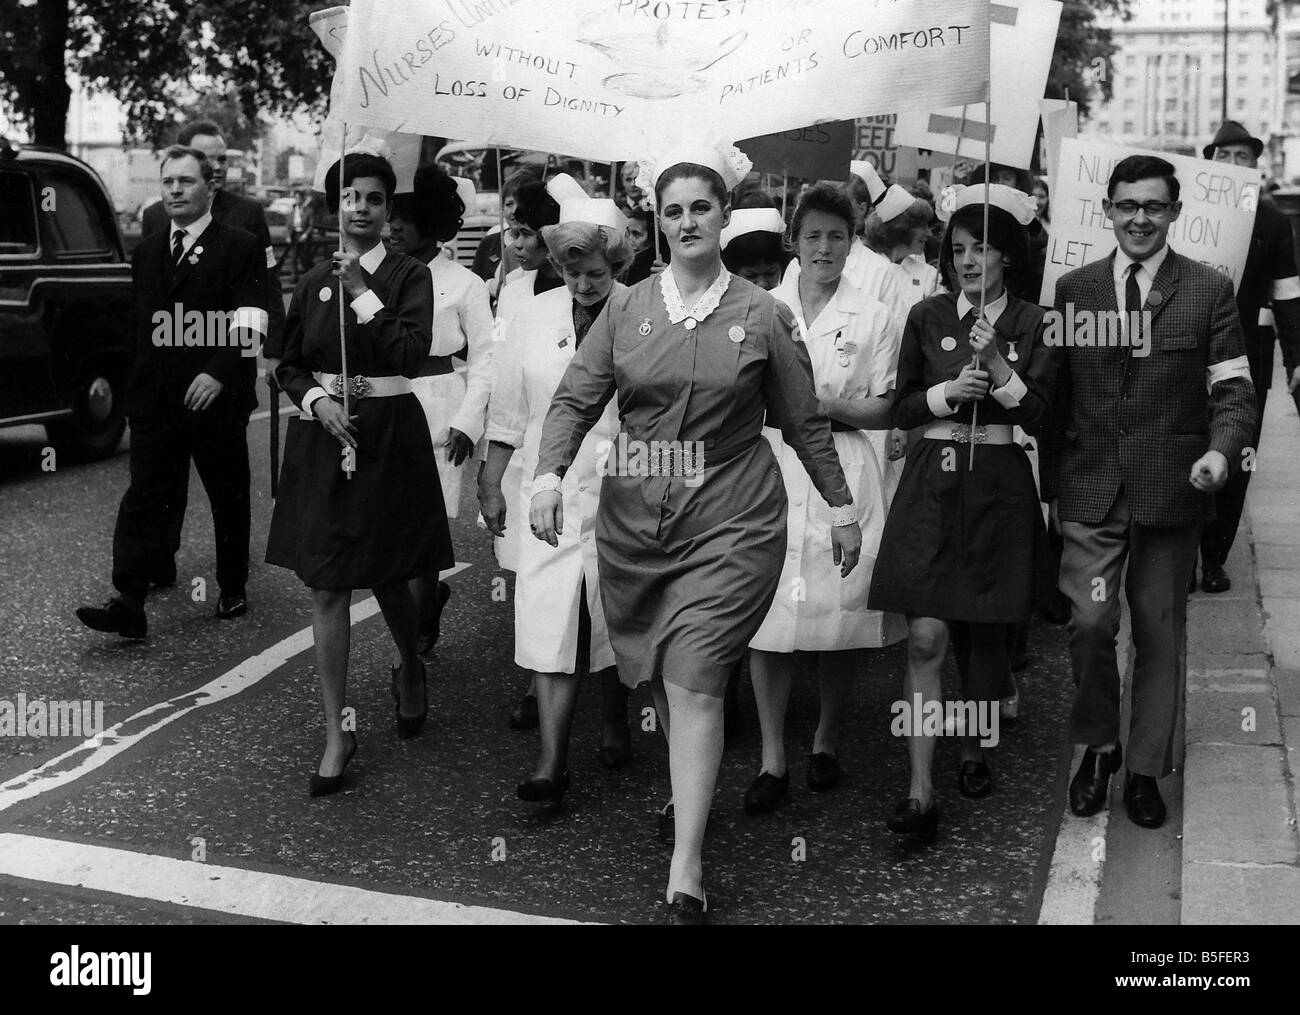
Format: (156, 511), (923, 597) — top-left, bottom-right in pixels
(1182, 351), (1300, 924)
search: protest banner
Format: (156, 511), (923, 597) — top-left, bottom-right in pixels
(1040, 138), (1260, 305)
(1039, 98), (1077, 181)
(738, 120), (854, 180)
(854, 115), (919, 185)
(894, 0), (1061, 171)
(325, 0), (991, 162)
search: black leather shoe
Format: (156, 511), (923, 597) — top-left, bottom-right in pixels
(886, 798), (938, 842)
(76, 598), (146, 639)
(394, 660), (428, 739)
(742, 770), (789, 814)
(1069, 743), (1123, 816)
(666, 889), (707, 925)
(598, 735), (632, 769)
(806, 752), (841, 792)
(1201, 561), (1231, 594)
(417, 581), (452, 654)
(309, 733), (358, 797)
(509, 692), (539, 731)
(216, 593), (248, 619)
(517, 769), (569, 804)
(1187, 563), (1198, 596)
(958, 759), (993, 798)
(1124, 772), (1167, 828)
(148, 565), (177, 589)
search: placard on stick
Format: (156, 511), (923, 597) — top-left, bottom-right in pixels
(738, 121), (855, 180)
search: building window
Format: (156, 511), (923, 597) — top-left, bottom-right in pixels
(1124, 75), (1136, 89)
(1211, 75), (1224, 90)
(1124, 121), (1136, 133)
(1124, 98), (1136, 110)
(1237, 98), (1249, 111)
(1238, 75), (1249, 90)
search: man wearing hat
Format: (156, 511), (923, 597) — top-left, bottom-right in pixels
(1196, 120), (1300, 593)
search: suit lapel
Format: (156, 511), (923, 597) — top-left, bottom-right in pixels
(166, 221), (218, 298)
(1144, 248), (1179, 326)
(1090, 252), (1119, 313)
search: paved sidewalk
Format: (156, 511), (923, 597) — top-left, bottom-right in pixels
(1182, 354), (1300, 923)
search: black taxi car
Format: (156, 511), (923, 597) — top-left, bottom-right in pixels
(0, 138), (132, 460)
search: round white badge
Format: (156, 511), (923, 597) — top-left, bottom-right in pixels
(318, 286), (332, 303)
(940, 335), (958, 351)
(728, 326), (745, 343)
(684, 318), (697, 331)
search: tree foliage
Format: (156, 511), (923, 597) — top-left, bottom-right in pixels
(1046, 0), (1134, 121)
(0, 0), (335, 148)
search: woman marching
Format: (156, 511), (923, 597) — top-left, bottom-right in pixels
(867, 184), (1054, 839)
(388, 166), (495, 653)
(744, 184), (906, 814)
(267, 148), (453, 795)
(530, 139), (860, 923)
(478, 195), (634, 809)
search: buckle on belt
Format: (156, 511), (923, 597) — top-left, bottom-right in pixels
(648, 446), (700, 477)
(950, 424), (988, 444)
(329, 374), (372, 399)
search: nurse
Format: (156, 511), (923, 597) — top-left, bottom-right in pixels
(720, 207), (790, 291)
(479, 196), (634, 809)
(745, 184), (906, 812)
(388, 166), (494, 652)
(530, 139), (858, 923)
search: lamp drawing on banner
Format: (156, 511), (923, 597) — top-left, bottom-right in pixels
(579, 24), (747, 99)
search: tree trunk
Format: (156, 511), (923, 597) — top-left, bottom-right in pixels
(32, 0), (71, 150)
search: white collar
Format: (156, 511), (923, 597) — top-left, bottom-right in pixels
(660, 265), (732, 325)
(172, 210), (212, 241)
(956, 288), (1010, 327)
(1113, 242), (1169, 283)
(357, 240), (387, 275)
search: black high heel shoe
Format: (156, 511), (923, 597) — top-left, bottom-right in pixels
(886, 797), (938, 843)
(958, 758), (993, 798)
(309, 732), (358, 798)
(666, 887), (708, 925)
(394, 660), (428, 739)
(516, 770), (570, 806)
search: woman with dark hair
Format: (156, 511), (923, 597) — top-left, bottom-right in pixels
(744, 184), (905, 813)
(868, 184), (1054, 839)
(623, 207), (657, 284)
(267, 149), (452, 795)
(388, 165), (494, 654)
(472, 165), (540, 289)
(480, 200), (635, 808)
(720, 207), (789, 291)
(530, 141), (859, 923)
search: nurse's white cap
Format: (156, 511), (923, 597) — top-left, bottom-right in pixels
(546, 173), (589, 205)
(453, 177), (477, 213)
(558, 197), (627, 232)
(849, 160), (886, 203)
(936, 183), (1037, 226)
(637, 137), (753, 205)
(720, 207), (785, 252)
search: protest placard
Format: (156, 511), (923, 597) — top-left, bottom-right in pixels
(738, 121), (854, 180)
(854, 115), (919, 185)
(325, 0), (990, 162)
(1039, 98), (1077, 180)
(1040, 138), (1260, 305)
(894, 0), (1061, 171)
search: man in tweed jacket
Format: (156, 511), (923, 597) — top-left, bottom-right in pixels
(1041, 155), (1256, 830)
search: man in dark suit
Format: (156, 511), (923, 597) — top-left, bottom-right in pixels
(142, 121), (284, 587)
(76, 146), (268, 637)
(1195, 121), (1300, 592)
(1042, 155), (1257, 829)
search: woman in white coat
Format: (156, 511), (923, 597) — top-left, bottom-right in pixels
(389, 166), (495, 653)
(478, 198), (634, 809)
(744, 183), (907, 813)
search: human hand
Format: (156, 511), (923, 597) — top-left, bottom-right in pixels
(529, 489), (564, 547)
(477, 478), (507, 536)
(831, 521), (862, 577)
(943, 365), (990, 404)
(1190, 450), (1229, 493)
(887, 428), (907, 461)
(445, 427), (474, 466)
(1289, 365), (1300, 393)
(313, 397), (358, 449)
(184, 372), (224, 411)
(331, 249), (367, 299)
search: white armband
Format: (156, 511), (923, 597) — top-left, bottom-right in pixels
(828, 503), (858, 528)
(1208, 356), (1251, 386)
(990, 369), (1028, 409)
(1272, 275), (1300, 301)
(531, 473), (563, 495)
(926, 382), (957, 418)
(265, 245), (277, 270)
(350, 289), (384, 324)
(231, 306), (269, 336)
(301, 386), (329, 419)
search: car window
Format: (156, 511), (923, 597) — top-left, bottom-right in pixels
(41, 175), (111, 255)
(0, 171), (39, 255)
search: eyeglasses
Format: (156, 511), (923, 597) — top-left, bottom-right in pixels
(1111, 200), (1173, 218)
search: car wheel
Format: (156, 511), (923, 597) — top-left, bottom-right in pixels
(45, 366), (127, 462)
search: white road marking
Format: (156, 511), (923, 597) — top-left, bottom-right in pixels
(1037, 603), (1133, 925)
(0, 562), (471, 814)
(0, 833), (589, 925)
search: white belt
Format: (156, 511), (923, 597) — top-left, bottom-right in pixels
(923, 422), (1015, 445)
(313, 371), (412, 399)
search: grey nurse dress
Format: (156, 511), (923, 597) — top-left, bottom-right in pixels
(534, 267), (851, 697)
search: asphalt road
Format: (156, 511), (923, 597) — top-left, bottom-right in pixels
(0, 370), (1087, 925)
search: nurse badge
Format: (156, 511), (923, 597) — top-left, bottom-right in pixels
(940, 336), (958, 351)
(638, 318), (652, 336)
(728, 326), (745, 343)
(318, 286), (332, 303)
(1007, 344), (1019, 363)
(684, 318), (697, 331)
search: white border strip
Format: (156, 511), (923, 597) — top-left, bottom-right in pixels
(0, 833), (588, 925)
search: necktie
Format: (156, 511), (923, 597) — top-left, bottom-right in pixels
(1125, 262), (1141, 345)
(172, 230), (186, 265)
(572, 303), (593, 347)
